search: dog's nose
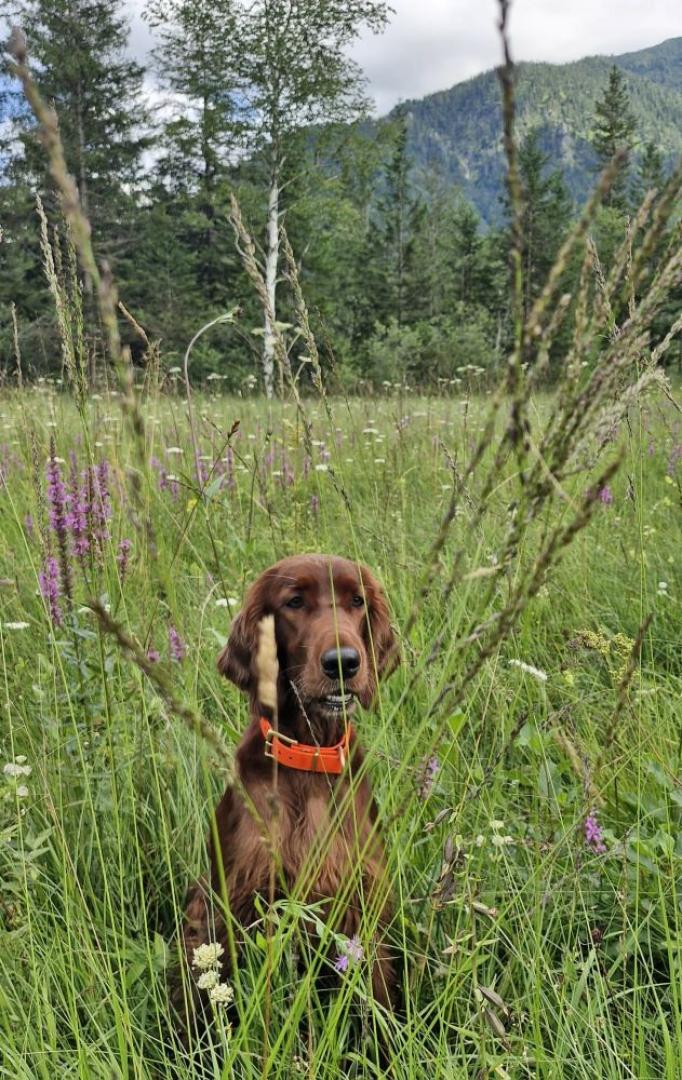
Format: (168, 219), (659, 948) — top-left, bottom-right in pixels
(320, 647), (360, 681)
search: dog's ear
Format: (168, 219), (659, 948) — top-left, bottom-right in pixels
(362, 568), (400, 683)
(217, 582), (264, 693)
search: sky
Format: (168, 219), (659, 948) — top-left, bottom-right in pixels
(124, 0), (682, 116)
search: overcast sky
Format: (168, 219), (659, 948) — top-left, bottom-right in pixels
(126, 0), (681, 116)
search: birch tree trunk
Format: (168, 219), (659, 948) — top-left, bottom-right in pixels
(263, 169), (279, 399)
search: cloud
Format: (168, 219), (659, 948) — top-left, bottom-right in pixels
(349, 0), (681, 114)
(123, 0), (680, 116)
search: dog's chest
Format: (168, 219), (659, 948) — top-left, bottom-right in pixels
(280, 787), (363, 898)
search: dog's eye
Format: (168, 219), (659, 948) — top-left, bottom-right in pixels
(285, 595), (304, 610)
(351, 595), (365, 608)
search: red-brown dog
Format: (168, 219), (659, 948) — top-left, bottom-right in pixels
(180, 554), (400, 1017)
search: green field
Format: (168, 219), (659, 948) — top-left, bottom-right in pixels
(1, 385), (681, 1078)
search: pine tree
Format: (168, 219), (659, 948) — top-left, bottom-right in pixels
(633, 141), (665, 205)
(591, 66), (637, 210)
(0, 0), (148, 367)
(144, 0), (240, 308)
(516, 129), (572, 316)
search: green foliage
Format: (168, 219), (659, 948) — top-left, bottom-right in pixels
(591, 66), (637, 209)
(1, 386), (682, 1075)
(399, 39), (682, 224)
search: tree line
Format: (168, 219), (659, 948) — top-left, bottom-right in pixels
(0, 0), (676, 393)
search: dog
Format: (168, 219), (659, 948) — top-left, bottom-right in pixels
(179, 554), (400, 1027)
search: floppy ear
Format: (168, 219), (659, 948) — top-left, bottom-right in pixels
(362, 568), (400, 683)
(217, 581), (265, 694)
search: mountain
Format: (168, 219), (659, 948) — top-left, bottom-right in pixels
(396, 38), (682, 224)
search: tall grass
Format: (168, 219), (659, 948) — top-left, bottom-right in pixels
(2, 14), (682, 1079)
(1, 384), (681, 1077)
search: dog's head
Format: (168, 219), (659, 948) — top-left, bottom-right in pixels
(218, 555), (398, 728)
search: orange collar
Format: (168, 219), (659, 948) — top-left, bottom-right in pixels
(259, 717), (352, 775)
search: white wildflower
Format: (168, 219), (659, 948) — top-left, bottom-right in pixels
(209, 981), (234, 1005)
(315, 464), (328, 472)
(508, 659), (548, 683)
(3, 762), (32, 777)
(491, 833), (514, 847)
(16, 785), (29, 798)
(2, 622), (30, 630)
(166, 446), (183, 455)
(196, 970), (220, 990)
(192, 942), (225, 971)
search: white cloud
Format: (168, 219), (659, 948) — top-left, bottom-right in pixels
(350, 0), (681, 114)
(123, 0), (680, 116)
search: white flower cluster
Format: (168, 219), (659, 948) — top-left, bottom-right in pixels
(192, 942), (234, 1007)
(3, 757), (30, 799)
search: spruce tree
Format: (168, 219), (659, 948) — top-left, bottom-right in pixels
(591, 66), (637, 210)
(372, 107), (420, 327)
(516, 128), (572, 316)
(633, 141), (665, 204)
(144, 0), (240, 309)
(0, 0), (148, 367)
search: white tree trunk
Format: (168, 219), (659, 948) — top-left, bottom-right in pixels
(263, 173), (279, 399)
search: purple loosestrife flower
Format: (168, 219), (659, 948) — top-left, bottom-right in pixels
(584, 811), (607, 854)
(117, 539), (132, 580)
(46, 446), (70, 541)
(70, 471), (91, 558)
(92, 461), (112, 542)
(147, 648), (160, 663)
(333, 935), (363, 974)
(39, 556), (63, 626)
(46, 443), (73, 601)
(598, 485), (614, 506)
(169, 626), (187, 662)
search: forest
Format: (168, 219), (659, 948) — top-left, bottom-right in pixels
(0, 0), (679, 394)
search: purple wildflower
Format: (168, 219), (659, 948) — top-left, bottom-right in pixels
(147, 648), (160, 663)
(169, 626), (187, 662)
(46, 447), (70, 541)
(24, 513), (34, 539)
(584, 811), (607, 854)
(46, 444), (73, 600)
(39, 556), (63, 626)
(91, 461), (112, 542)
(598, 485), (614, 506)
(310, 494), (320, 515)
(116, 538), (132, 580)
(70, 472), (91, 558)
(333, 935), (363, 974)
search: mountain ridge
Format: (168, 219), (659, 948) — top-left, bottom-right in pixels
(391, 37), (682, 223)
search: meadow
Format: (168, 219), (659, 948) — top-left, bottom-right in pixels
(1, 380), (681, 1078)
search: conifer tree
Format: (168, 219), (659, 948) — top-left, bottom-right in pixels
(144, 0), (240, 307)
(516, 128), (572, 315)
(591, 66), (637, 210)
(633, 141), (664, 204)
(0, 0), (148, 365)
